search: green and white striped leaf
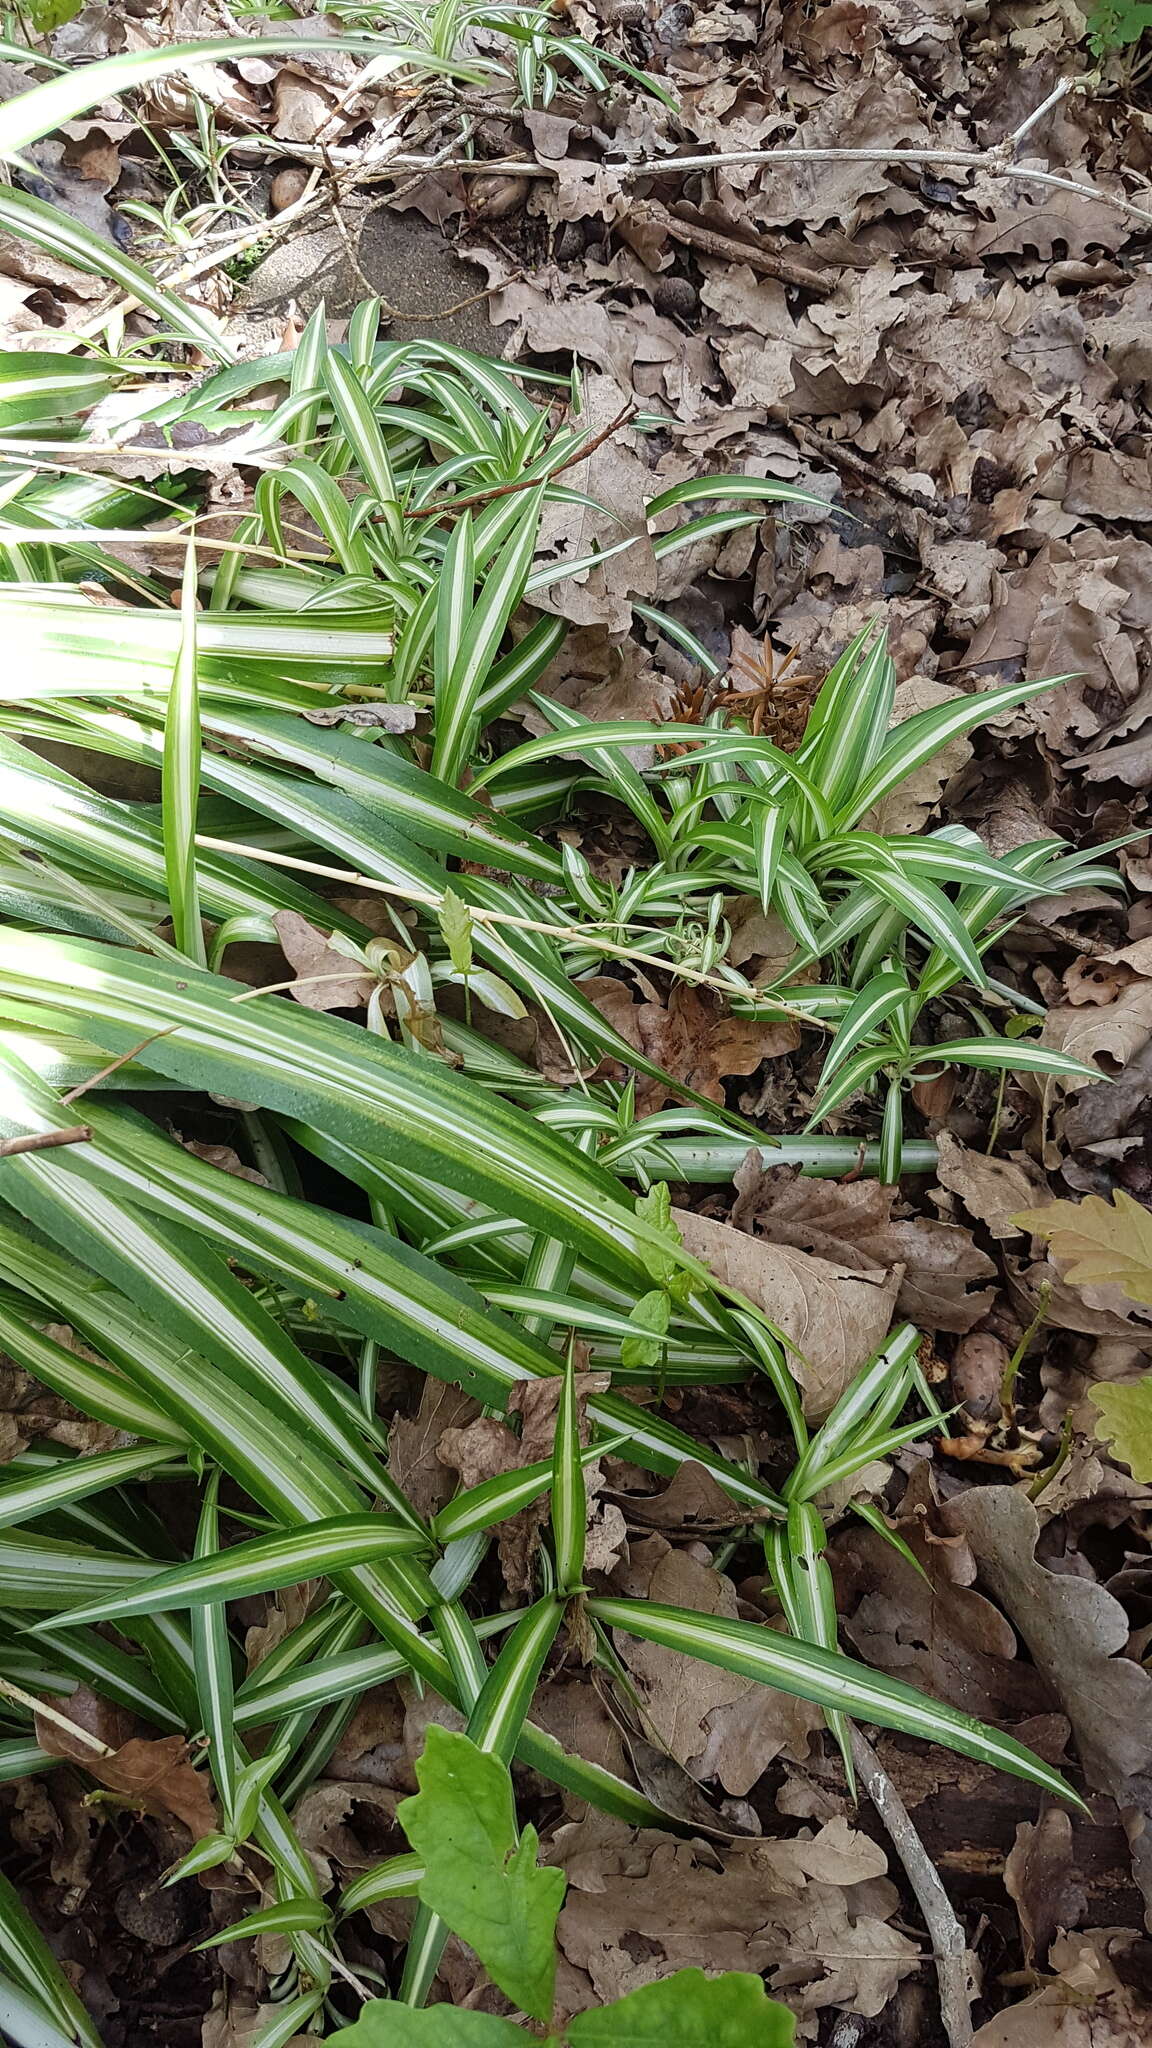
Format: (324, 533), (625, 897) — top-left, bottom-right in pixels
(0, 1869), (102, 2048)
(840, 674), (1071, 825)
(41, 1516), (431, 1631)
(914, 1036), (1104, 1080)
(587, 1596), (1081, 1801)
(196, 1896), (332, 1952)
(551, 1349), (585, 1595)
(162, 544), (205, 965)
(0, 1445), (177, 1531)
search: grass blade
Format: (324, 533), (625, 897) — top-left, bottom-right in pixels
(587, 1597), (1081, 1802)
(162, 545), (205, 965)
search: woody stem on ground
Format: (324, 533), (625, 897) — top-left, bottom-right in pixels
(851, 1730), (974, 2048)
(999, 1282), (1052, 1430)
(287, 73), (1152, 238)
(400, 401), (637, 521)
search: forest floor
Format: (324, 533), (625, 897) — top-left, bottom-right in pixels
(5, 1), (1152, 2043)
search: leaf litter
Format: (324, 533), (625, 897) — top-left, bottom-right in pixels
(7, 1), (1152, 2045)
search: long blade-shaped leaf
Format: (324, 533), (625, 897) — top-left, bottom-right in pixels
(162, 545), (205, 964)
(42, 1516), (431, 1631)
(587, 1597), (1080, 1801)
(0, 931), (662, 1282)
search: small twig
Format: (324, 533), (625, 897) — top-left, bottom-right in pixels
(62, 1032), (176, 1103)
(792, 421), (949, 521)
(1005, 77), (1073, 151)
(193, 831), (820, 1024)
(851, 1729), (974, 2048)
(0, 1125), (91, 1157)
(400, 399), (636, 521)
(323, 145), (383, 304)
(647, 200), (834, 294)
(4, 1679), (115, 1758)
(295, 79), (1151, 239)
(378, 267), (525, 325)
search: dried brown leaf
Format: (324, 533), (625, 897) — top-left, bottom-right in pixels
(674, 1205), (901, 1417)
(729, 1157), (996, 1332)
(35, 1689), (217, 1840)
(943, 1485), (1152, 1799)
(271, 911), (372, 1011)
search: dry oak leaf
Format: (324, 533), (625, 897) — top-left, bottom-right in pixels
(611, 1540), (821, 1793)
(1039, 979), (1152, 1094)
(729, 1156), (995, 1333)
(271, 911), (372, 1011)
(439, 1373), (610, 1594)
(531, 372), (658, 635)
(934, 1132), (1048, 1240)
(552, 1812), (914, 2021)
(943, 1484), (1152, 1800)
(1016, 1190), (1152, 1307)
(35, 1689), (217, 1841)
(674, 1206), (900, 1417)
(387, 1379), (481, 1522)
(585, 979), (798, 1108)
(832, 1464), (1051, 1724)
(1004, 1810), (1087, 1972)
(970, 1928), (1152, 2047)
(800, 260), (913, 384)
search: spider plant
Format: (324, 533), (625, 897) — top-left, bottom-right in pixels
(473, 625), (1119, 1171)
(0, 300), (831, 1108)
(323, 0), (675, 109)
(0, 66), (1103, 2018)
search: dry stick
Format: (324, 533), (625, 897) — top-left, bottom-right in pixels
(792, 420), (950, 522)
(850, 1729), (974, 2048)
(193, 830), (821, 1024)
(401, 398), (636, 521)
(0, 1125), (91, 1157)
(0, 1677), (115, 1757)
(640, 200), (834, 294)
(316, 76), (1152, 236)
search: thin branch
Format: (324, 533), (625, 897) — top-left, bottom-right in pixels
(194, 831), (821, 1025)
(400, 400), (636, 521)
(654, 202), (834, 294)
(287, 75), (1150, 241)
(1007, 77), (1073, 149)
(851, 1729), (974, 2048)
(0, 1124), (91, 1157)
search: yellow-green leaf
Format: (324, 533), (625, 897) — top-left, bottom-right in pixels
(1016, 1191), (1152, 1306)
(1090, 1378), (1152, 1480)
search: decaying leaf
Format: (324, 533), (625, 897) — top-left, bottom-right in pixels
(611, 1538), (821, 1792)
(970, 1929), (1152, 2046)
(551, 1809), (916, 2023)
(730, 1156), (996, 1332)
(674, 1205), (901, 1417)
(35, 1687), (217, 1840)
(943, 1486), (1152, 1802)
(1004, 1810), (1087, 1970)
(271, 911), (373, 1011)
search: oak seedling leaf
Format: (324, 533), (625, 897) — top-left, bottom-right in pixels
(1015, 1190), (1152, 1306)
(397, 1726), (565, 2023)
(325, 2008), (526, 2045)
(324, 1972), (795, 2046)
(565, 1970), (795, 2045)
(1090, 1380), (1152, 1481)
